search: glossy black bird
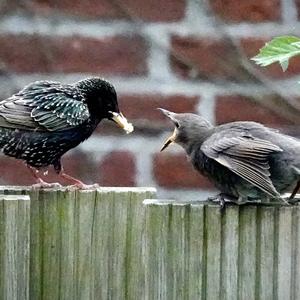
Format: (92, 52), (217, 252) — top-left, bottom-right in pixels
(159, 109), (300, 206)
(0, 77), (133, 188)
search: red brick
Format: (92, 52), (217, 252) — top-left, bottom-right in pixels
(93, 94), (200, 136)
(209, 0), (280, 22)
(27, 0), (121, 18)
(170, 36), (252, 81)
(215, 95), (294, 126)
(241, 38), (300, 78)
(98, 151), (136, 186)
(55, 151), (99, 184)
(0, 156), (34, 185)
(27, 0), (186, 21)
(0, 34), (147, 75)
(153, 153), (214, 189)
(0, 151), (99, 185)
(119, 94), (199, 123)
(0, 150), (136, 187)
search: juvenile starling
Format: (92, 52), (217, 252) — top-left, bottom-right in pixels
(159, 109), (300, 206)
(0, 77), (133, 188)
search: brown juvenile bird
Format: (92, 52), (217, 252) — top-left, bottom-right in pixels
(159, 108), (300, 206)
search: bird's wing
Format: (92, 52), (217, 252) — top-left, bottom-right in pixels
(201, 134), (283, 197)
(0, 81), (90, 131)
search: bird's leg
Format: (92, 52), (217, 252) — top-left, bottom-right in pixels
(59, 171), (99, 189)
(27, 165), (61, 188)
(289, 180), (300, 201)
(55, 162), (98, 189)
(59, 171), (85, 187)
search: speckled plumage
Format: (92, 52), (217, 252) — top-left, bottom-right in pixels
(160, 109), (300, 204)
(0, 77), (123, 185)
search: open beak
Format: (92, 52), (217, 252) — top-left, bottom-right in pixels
(160, 128), (177, 152)
(158, 108), (179, 152)
(110, 111), (134, 134)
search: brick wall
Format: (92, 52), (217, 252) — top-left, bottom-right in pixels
(0, 0), (299, 200)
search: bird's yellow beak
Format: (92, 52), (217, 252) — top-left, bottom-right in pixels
(160, 128), (177, 152)
(110, 111), (134, 134)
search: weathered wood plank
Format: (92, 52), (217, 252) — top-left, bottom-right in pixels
(205, 205), (222, 300)
(144, 200), (171, 300)
(28, 189), (43, 300)
(57, 189), (76, 300)
(221, 205), (239, 300)
(125, 190), (155, 299)
(93, 188), (156, 299)
(277, 206), (293, 300)
(188, 204), (204, 300)
(238, 206), (257, 300)
(169, 204), (189, 300)
(293, 206), (300, 300)
(0, 200), (3, 299)
(257, 206), (275, 300)
(16, 196), (31, 300)
(74, 190), (96, 300)
(109, 190), (129, 299)
(40, 190), (60, 300)
(0, 195), (30, 300)
(91, 190), (112, 300)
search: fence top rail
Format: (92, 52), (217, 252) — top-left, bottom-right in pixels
(0, 195), (30, 201)
(143, 196), (300, 207)
(0, 186), (157, 194)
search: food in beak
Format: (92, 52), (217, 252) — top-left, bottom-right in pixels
(110, 112), (134, 134)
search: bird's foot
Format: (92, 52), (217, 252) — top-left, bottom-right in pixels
(207, 194), (227, 210)
(208, 193), (241, 210)
(32, 178), (61, 189)
(58, 170), (99, 190)
(67, 183), (99, 190)
(279, 196), (297, 205)
(288, 199), (300, 205)
(280, 197), (291, 205)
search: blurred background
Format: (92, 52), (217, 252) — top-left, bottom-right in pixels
(0, 0), (299, 200)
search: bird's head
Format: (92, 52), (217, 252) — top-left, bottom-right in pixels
(76, 77), (133, 133)
(158, 108), (213, 152)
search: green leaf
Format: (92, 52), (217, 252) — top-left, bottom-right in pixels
(251, 36), (300, 71)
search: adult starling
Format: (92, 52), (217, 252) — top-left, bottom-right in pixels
(159, 109), (300, 206)
(0, 77), (133, 188)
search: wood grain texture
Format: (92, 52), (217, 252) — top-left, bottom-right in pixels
(0, 187), (300, 299)
(188, 204), (204, 300)
(144, 200), (170, 300)
(205, 205), (222, 300)
(221, 206), (239, 300)
(143, 200), (300, 300)
(0, 186), (156, 300)
(277, 206), (293, 300)
(257, 206), (275, 300)
(0, 195), (30, 300)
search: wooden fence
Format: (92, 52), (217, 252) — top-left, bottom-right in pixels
(0, 187), (299, 300)
(144, 199), (300, 300)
